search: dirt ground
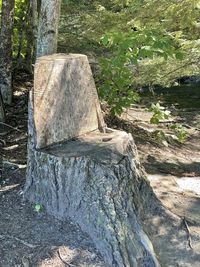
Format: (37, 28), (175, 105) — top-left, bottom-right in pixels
(0, 79), (200, 267)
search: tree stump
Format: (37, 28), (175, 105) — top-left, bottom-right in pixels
(24, 54), (160, 267)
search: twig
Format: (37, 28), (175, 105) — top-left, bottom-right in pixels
(0, 122), (23, 132)
(0, 139), (6, 145)
(57, 249), (76, 267)
(2, 160), (26, 168)
(0, 234), (38, 248)
(160, 57), (200, 79)
(183, 217), (193, 249)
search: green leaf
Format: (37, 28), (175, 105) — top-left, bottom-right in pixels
(101, 35), (110, 46)
(34, 204), (42, 212)
(150, 116), (159, 124)
(175, 51), (184, 60)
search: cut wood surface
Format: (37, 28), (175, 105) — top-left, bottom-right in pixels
(33, 54), (105, 148)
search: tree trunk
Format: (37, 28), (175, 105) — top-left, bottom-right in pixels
(24, 0), (38, 70)
(24, 98), (160, 267)
(0, 0), (15, 104)
(31, 0), (39, 63)
(36, 0), (61, 57)
(0, 89), (5, 122)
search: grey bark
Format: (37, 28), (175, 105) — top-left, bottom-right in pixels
(24, 54), (161, 266)
(24, 53), (194, 267)
(31, 0), (38, 63)
(0, 0), (15, 104)
(36, 0), (61, 57)
(25, 0), (38, 68)
(24, 98), (160, 267)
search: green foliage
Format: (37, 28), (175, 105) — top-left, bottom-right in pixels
(0, 0), (33, 68)
(59, 0), (199, 87)
(34, 203), (42, 212)
(149, 104), (188, 144)
(13, 0), (29, 58)
(98, 56), (139, 115)
(170, 124), (189, 143)
(149, 103), (171, 124)
(98, 26), (183, 114)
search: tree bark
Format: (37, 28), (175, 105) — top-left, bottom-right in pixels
(24, 98), (160, 267)
(0, 89), (5, 122)
(36, 0), (61, 57)
(31, 0), (39, 63)
(24, 54), (160, 267)
(24, 0), (38, 69)
(0, 0), (15, 104)
(24, 54), (191, 267)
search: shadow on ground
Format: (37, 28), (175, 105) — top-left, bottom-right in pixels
(0, 165), (106, 267)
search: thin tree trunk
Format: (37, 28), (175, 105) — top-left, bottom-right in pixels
(0, 0), (15, 104)
(36, 0), (61, 58)
(0, 89), (5, 122)
(24, 0), (38, 71)
(31, 0), (39, 63)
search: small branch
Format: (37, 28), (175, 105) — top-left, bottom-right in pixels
(0, 234), (38, 248)
(0, 137), (6, 145)
(2, 160), (26, 168)
(183, 217), (193, 250)
(161, 57), (200, 79)
(0, 122), (23, 132)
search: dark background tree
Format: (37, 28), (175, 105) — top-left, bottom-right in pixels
(0, 0), (15, 105)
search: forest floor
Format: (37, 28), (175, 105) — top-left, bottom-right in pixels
(0, 77), (200, 267)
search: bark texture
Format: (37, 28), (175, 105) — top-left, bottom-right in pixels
(36, 0), (61, 57)
(0, 0), (15, 104)
(30, 0), (38, 63)
(24, 98), (160, 267)
(24, 0), (38, 72)
(0, 90), (5, 122)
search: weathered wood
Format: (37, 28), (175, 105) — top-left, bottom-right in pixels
(33, 54), (105, 148)
(25, 53), (161, 266)
(24, 99), (160, 267)
(36, 0), (61, 57)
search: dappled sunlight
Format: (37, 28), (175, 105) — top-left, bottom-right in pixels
(147, 173), (200, 225)
(0, 0), (199, 266)
(176, 177), (200, 196)
(3, 144), (19, 151)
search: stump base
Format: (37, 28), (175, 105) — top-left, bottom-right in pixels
(24, 129), (160, 267)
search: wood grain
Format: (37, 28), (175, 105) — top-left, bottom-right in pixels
(33, 54), (105, 148)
